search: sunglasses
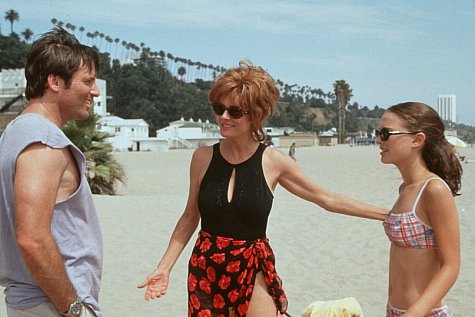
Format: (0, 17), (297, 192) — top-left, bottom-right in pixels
(375, 128), (418, 141)
(211, 102), (249, 119)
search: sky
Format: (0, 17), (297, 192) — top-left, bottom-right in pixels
(3, 0), (475, 126)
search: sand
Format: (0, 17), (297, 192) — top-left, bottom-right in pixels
(1, 145), (474, 316)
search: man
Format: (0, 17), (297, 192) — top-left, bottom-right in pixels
(0, 27), (103, 317)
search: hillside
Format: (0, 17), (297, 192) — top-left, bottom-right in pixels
(1, 26), (474, 142)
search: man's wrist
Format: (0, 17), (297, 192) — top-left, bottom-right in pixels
(61, 298), (83, 317)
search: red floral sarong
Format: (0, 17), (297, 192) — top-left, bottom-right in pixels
(188, 230), (288, 317)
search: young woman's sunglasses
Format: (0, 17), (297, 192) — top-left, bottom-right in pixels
(211, 103), (249, 119)
(375, 128), (418, 141)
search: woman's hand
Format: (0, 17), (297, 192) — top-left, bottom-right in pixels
(137, 268), (170, 300)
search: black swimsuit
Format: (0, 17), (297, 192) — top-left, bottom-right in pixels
(198, 142), (273, 240)
(187, 142), (288, 317)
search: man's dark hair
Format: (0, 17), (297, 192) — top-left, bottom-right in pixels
(24, 27), (100, 99)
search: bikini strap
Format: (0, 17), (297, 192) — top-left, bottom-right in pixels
(411, 177), (450, 212)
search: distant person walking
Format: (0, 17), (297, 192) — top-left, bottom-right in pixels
(0, 27), (103, 317)
(289, 142), (297, 161)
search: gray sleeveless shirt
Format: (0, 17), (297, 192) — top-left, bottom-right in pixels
(0, 113), (103, 316)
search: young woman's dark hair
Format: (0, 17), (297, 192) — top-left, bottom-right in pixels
(387, 102), (463, 195)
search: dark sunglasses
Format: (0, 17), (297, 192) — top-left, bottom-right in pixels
(375, 128), (418, 141)
(211, 102), (249, 119)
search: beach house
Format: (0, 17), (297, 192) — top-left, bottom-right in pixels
(317, 128), (338, 146)
(156, 117), (222, 149)
(0, 69), (25, 125)
(97, 115), (150, 151)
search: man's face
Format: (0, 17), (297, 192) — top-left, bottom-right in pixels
(59, 62), (100, 122)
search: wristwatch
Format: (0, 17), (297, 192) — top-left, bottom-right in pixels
(61, 298), (83, 317)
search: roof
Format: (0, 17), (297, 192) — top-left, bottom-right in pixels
(98, 115), (149, 127)
(180, 122), (218, 129)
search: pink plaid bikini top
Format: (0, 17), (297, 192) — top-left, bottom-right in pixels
(383, 178), (449, 250)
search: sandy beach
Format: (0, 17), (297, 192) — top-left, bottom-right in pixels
(1, 145), (474, 316)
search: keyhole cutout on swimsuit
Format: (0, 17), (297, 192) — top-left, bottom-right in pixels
(227, 168), (236, 203)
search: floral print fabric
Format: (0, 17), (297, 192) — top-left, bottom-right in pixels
(188, 230), (288, 317)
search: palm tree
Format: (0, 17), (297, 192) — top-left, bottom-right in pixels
(177, 66), (186, 82)
(208, 64), (214, 80)
(64, 23), (76, 35)
(105, 36), (113, 53)
(99, 32), (105, 50)
(62, 110), (126, 195)
(86, 32), (93, 45)
(121, 40), (127, 62)
(333, 79), (353, 144)
(92, 31), (100, 47)
(166, 53), (174, 73)
(316, 88), (325, 100)
(114, 38), (120, 58)
(79, 26), (85, 41)
(4, 9), (19, 34)
(21, 28), (34, 42)
(158, 50), (165, 62)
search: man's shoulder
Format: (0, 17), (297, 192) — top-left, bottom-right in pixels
(3, 113), (71, 149)
(8, 113), (55, 131)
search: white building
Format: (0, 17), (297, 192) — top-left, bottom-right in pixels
(131, 138), (169, 152)
(97, 116), (149, 151)
(0, 69), (26, 114)
(0, 69), (25, 93)
(156, 117), (222, 148)
(94, 79), (107, 117)
(437, 94), (456, 123)
(92, 78), (160, 151)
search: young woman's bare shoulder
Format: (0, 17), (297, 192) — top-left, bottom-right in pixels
(424, 179), (453, 199)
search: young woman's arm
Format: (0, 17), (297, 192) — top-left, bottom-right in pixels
(404, 181), (460, 316)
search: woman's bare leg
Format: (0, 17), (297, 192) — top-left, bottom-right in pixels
(246, 272), (278, 317)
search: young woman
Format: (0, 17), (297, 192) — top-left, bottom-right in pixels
(138, 61), (387, 317)
(377, 102), (462, 317)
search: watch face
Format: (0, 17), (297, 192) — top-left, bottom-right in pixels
(70, 301), (83, 316)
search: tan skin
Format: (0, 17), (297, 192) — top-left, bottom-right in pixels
(138, 95), (387, 316)
(377, 112), (460, 317)
(15, 63), (99, 313)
